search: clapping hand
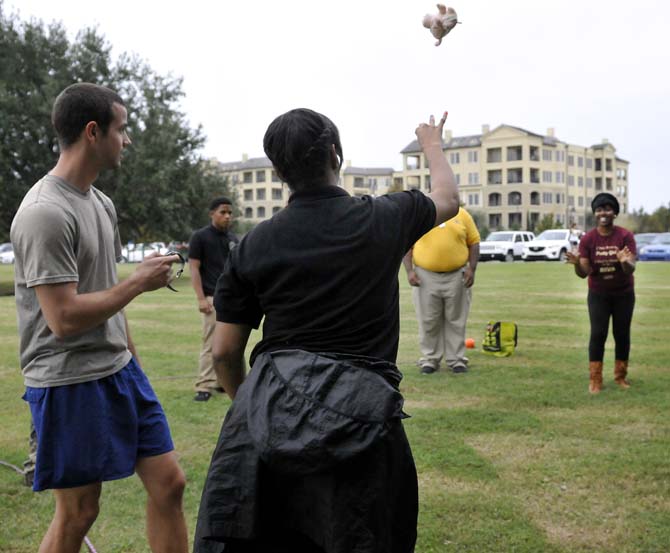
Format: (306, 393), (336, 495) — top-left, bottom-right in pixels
(616, 246), (635, 265)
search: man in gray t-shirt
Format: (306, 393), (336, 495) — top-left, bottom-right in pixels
(10, 83), (188, 553)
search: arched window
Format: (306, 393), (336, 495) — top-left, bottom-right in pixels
(508, 191), (522, 206)
(257, 206), (266, 218)
(488, 192), (502, 207)
(530, 191), (540, 205)
(244, 207), (253, 218)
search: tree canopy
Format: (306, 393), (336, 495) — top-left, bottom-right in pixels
(0, 3), (230, 243)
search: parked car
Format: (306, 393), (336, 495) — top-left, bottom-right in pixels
(0, 242), (14, 264)
(120, 242), (168, 263)
(522, 229), (582, 262)
(479, 231), (535, 262)
(638, 233), (670, 261)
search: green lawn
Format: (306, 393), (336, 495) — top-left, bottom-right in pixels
(1, 261), (669, 552)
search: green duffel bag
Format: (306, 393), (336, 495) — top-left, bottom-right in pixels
(482, 321), (518, 357)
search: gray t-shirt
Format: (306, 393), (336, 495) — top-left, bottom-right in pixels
(10, 175), (131, 387)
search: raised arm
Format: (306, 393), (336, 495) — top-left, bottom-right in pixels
(417, 112), (460, 226)
(35, 254), (180, 339)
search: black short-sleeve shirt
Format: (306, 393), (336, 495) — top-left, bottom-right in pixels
(188, 225), (239, 296)
(214, 185), (435, 365)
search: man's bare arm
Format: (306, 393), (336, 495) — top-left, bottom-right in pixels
(35, 254), (179, 339)
(212, 322), (252, 400)
(189, 258), (213, 314)
(417, 112), (460, 226)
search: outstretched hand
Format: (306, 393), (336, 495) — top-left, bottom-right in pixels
(416, 112), (448, 151)
(565, 250), (579, 265)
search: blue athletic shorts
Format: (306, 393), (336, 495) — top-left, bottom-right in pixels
(23, 357), (174, 492)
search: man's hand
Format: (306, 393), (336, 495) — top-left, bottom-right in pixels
(407, 270), (421, 287)
(463, 266), (475, 288)
(130, 254), (181, 292)
(415, 112), (448, 150)
(198, 298), (213, 314)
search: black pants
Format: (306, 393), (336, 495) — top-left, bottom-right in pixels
(587, 290), (635, 362)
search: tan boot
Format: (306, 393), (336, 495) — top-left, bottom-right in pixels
(589, 361), (603, 394)
(614, 360), (631, 389)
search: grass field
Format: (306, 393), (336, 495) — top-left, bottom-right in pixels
(1, 261), (669, 552)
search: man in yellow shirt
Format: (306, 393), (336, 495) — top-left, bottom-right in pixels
(403, 207), (480, 374)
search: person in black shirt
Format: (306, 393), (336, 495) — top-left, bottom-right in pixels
(188, 197), (238, 401)
(194, 109), (460, 553)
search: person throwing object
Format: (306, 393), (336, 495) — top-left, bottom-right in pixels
(193, 109), (459, 553)
(566, 192), (636, 394)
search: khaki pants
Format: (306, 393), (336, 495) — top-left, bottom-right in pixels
(194, 296), (220, 392)
(412, 265), (471, 370)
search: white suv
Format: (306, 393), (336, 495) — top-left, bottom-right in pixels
(479, 231), (535, 262)
(522, 229), (582, 261)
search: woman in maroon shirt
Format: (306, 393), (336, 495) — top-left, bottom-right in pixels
(566, 192), (637, 393)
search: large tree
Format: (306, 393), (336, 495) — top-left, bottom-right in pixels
(0, 3), (229, 243)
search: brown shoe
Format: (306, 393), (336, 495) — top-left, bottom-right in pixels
(614, 360), (631, 389)
(589, 361), (603, 394)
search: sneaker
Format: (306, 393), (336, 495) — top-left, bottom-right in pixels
(451, 364), (468, 374)
(193, 391), (211, 402)
(421, 365), (437, 375)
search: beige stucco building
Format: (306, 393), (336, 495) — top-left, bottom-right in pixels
(396, 124), (630, 230)
(217, 125), (629, 230)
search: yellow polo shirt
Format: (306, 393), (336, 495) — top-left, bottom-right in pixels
(412, 207), (480, 272)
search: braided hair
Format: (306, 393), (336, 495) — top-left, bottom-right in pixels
(263, 108), (343, 191)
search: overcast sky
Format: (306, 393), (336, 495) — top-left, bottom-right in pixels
(7, 0), (670, 211)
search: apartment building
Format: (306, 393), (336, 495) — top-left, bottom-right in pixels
(395, 124), (630, 231)
(217, 155), (290, 222)
(217, 156), (394, 223)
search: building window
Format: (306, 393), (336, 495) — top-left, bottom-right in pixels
(578, 196), (584, 207)
(555, 171), (564, 183)
(508, 212), (522, 228)
(468, 150), (478, 163)
(232, 174), (239, 184)
(542, 149), (553, 161)
(468, 172), (479, 185)
(271, 170), (281, 182)
(542, 192), (553, 204)
(578, 176), (584, 187)
(450, 152), (460, 164)
(530, 191), (540, 205)
(595, 159), (602, 171)
(488, 192), (502, 207)
(578, 157), (584, 167)
(272, 206), (281, 214)
(595, 177), (602, 190)
(243, 171), (253, 183)
(556, 151), (565, 162)
(555, 193), (563, 204)
(257, 206), (265, 218)
(455, 173), (461, 185)
(508, 191), (522, 206)
(487, 170), (502, 185)
(272, 188), (282, 200)
(586, 158), (593, 169)
(606, 177), (612, 190)
(530, 168), (540, 183)
(256, 170), (266, 183)
(507, 146), (522, 162)
(568, 155), (574, 166)
(244, 207), (252, 218)
(568, 175), (574, 186)
(606, 159), (613, 171)
(256, 188), (266, 200)
(487, 148), (502, 163)
(530, 146), (539, 161)
(542, 171), (552, 183)
(586, 177), (593, 188)
(568, 196), (575, 206)
(424, 175), (431, 190)
(243, 189), (253, 201)
(406, 155), (420, 170)
(507, 168), (523, 184)
(354, 177), (364, 187)
(468, 193), (479, 206)
(488, 213), (502, 228)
